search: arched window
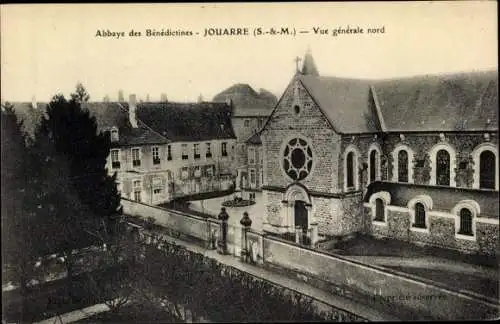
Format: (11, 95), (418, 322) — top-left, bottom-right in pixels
(479, 150), (496, 189)
(375, 198), (385, 221)
(346, 152), (354, 188)
(370, 150), (378, 182)
(458, 208), (473, 236)
(436, 149), (451, 186)
(398, 150), (409, 182)
(413, 203), (426, 228)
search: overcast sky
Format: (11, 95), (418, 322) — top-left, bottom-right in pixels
(1, 2), (497, 103)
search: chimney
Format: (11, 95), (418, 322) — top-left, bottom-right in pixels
(129, 94), (138, 128)
(32, 96), (37, 109)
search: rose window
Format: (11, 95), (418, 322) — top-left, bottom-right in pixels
(282, 138), (313, 181)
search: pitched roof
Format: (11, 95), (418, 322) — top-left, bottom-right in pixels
(213, 83), (277, 117)
(296, 70), (498, 134)
(298, 75), (380, 133)
(372, 70), (498, 132)
(136, 101), (236, 142)
(83, 102), (168, 146)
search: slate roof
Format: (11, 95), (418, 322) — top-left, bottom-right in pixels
(83, 102), (168, 146)
(136, 101), (236, 142)
(298, 75), (380, 133)
(297, 70), (498, 134)
(213, 84), (277, 117)
(373, 71), (498, 132)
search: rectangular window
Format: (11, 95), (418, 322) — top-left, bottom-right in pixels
(250, 169), (256, 185)
(248, 147), (256, 165)
(133, 180), (141, 202)
(193, 144), (200, 159)
(206, 165), (214, 178)
(244, 119), (250, 127)
(152, 146), (160, 165)
(182, 144), (188, 160)
(221, 142), (228, 157)
(194, 166), (201, 178)
(152, 177), (163, 201)
(167, 145), (172, 161)
(206, 143), (212, 158)
(132, 148), (141, 167)
(181, 167), (189, 180)
(111, 149), (120, 169)
(257, 118), (263, 129)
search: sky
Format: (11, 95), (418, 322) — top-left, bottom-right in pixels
(1, 2), (498, 103)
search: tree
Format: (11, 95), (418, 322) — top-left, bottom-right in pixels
(30, 84), (122, 298)
(103, 95), (110, 102)
(70, 82), (90, 104)
(1, 103), (40, 299)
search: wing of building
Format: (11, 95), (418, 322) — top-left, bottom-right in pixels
(260, 49), (499, 255)
(83, 96), (237, 205)
(213, 83), (277, 192)
(8, 96), (238, 205)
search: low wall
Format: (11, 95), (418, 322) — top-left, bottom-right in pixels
(121, 198), (498, 320)
(262, 236), (499, 320)
(122, 198), (243, 257)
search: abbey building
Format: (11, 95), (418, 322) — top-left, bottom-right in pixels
(259, 50), (498, 255)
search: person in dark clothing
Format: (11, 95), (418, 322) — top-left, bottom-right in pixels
(218, 207), (229, 254)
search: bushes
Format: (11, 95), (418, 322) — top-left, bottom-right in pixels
(136, 235), (365, 322)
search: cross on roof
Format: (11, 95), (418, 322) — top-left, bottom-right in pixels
(294, 56), (302, 72)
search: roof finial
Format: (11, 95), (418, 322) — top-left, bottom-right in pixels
(294, 56), (302, 73)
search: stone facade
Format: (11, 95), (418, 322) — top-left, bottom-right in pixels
(367, 205), (499, 255)
(108, 137), (236, 205)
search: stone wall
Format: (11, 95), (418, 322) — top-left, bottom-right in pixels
(262, 236), (498, 320)
(381, 133), (497, 187)
(367, 205), (500, 255)
(261, 79), (341, 193)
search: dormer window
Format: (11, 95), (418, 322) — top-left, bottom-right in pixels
(110, 127), (119, 142)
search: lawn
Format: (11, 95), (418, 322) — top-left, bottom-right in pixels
(333, 235), (499, 268)
(325, 234), (499, 299)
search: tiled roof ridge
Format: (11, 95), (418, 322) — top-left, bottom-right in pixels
(308, 69), (498, 84)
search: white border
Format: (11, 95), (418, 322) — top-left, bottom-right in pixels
(344, 144), (360, 192)
(429, 142), (457, 187)
(408, 195), (433, 233)
(451, 200), (480, 241)
(391, 144), (414, 183)
(471, 143), (498, 190)
(368, 142), (382, 183)
(368, 191), (391, 225)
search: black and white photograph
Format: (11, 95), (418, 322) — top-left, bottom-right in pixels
(1, 2), (498, 322)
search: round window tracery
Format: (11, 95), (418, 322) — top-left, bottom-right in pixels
(282, 138), (313, 181)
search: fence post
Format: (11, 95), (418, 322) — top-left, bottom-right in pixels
(295, 226), (302, 244)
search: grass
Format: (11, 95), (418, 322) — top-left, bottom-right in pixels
(332, 234), (499, 268)
(385, 265), (499, 299)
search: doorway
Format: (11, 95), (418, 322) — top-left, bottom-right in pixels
(294, 200), (309, 244)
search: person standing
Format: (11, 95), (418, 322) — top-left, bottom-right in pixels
(218, 207), (229, 254)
